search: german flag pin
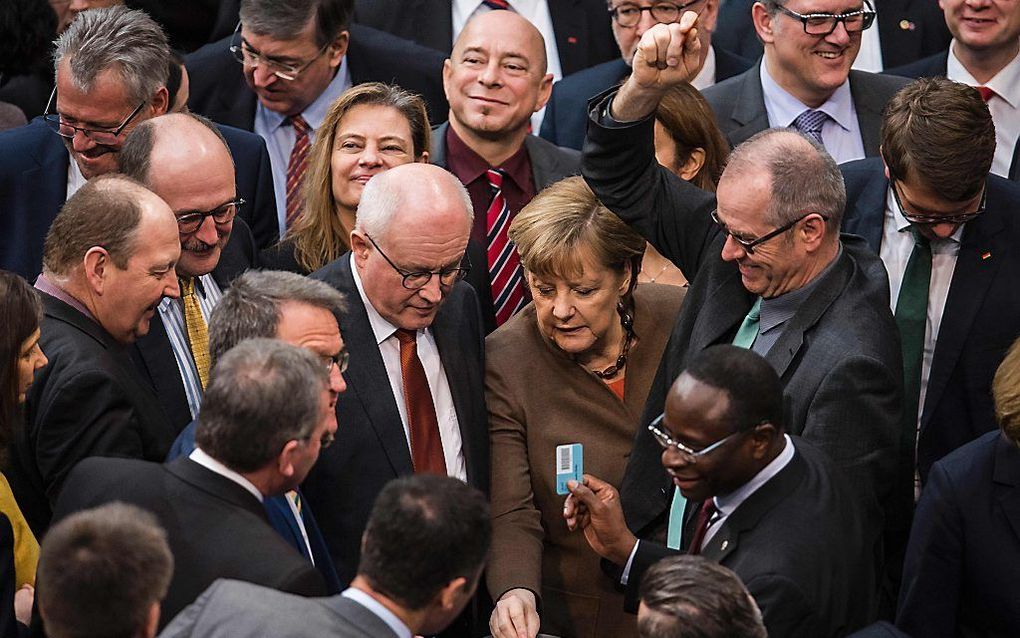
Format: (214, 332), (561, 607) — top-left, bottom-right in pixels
(982, 251), (992, 260)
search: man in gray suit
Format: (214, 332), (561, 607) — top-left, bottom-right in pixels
(701, 0), (909, 161)
(431, 10), (580, 333)
(159, 475), (490, 638)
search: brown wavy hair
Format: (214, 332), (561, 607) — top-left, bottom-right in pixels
(655, 82), (730, 191)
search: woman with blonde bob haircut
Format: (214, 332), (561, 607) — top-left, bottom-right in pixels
(486, 177), (685, 638)
(261, 83), (431, 274)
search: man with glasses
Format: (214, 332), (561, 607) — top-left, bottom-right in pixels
(702, 0), (909, 161)
(540, 0), (752, 150)
(184, 0), (449, 235)
(305, 163), (488, 622)
(564, 345), (878, 636)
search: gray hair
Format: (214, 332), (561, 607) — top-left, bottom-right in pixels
(53, 5), (169, 107)
(119, 112), (232, 186)
(724, 128), (846, 235)
(208, 270), (347, 366)
(195, 339), (328, 473)
(355, 168), (472, 240)
(239, 0), (353, 48)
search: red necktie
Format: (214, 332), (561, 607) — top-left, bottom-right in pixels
(976, 86), (996, 102)
(482, 0), (510, 8)
(394, 329), (446, 475)
(686, 499), (718, 555)
(485, 169), (527, 327)
(285, 114), (311, 228)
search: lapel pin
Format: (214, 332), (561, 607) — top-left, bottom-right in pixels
(567, 36), (578, 44)
(899, 19), (916, 31)
(982, 251), (992, 260)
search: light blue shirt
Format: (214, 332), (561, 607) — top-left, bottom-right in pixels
(341, 587), (413, 638)
(254, 59), (352, 238)
(760, 61), (866, 164)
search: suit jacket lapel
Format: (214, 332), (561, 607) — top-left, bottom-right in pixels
(992, 433), (1020, 544)
(728, 62), (771, 147)
(431, 296), (480, 485)
(429, 121), (450, 168)
(523, 135), (572, 191)
(1010, 138), (1019, 181)
(844, 171), (887, 252)
(849, 71), (883, 156)
(132, 317), (192, 428)
(688, 272), (753, 357)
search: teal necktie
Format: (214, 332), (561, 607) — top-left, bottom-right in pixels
(732, 297), (762, 349)
(895, 229), (932, 435)
(666, 486), (687, 550)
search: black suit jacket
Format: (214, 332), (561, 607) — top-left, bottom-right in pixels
(897, 430), (1020, 636)
(0, 118), (278, 279)
(8, 294), (179, 537)
(841, 159), (1020, 481)
(185, 25), (450, 129)
(352, 0), (618, 77)
(713, 0), (950, 67)
(303, 254), (489, 584)
(581, 90), (904, 546)
(52, 456), (326, 629)
(627, 441), (878, 637)
(702, 62), (909, 155)
(538, 47), (753, 150)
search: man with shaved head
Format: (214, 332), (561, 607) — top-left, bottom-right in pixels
(431, 10), (581, 333)
(119, 112), (258, 432)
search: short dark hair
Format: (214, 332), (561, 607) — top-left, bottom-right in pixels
(166, 50), (185, 109)
(42, 174), (149, 275)
(37, 502), (173, 638)
(359, 475), (490, 610)
(683, 345), (784, 433)
(639, 556), (767, 638)
(882, 77), (994, 202)
(195, 339), (328, 473)
(655, 82), (731, 191)
(240, 0), (353, 48)
(0, 0), (57, 76)
(0, 271), (42, 446)
(119, 111), (231, 186)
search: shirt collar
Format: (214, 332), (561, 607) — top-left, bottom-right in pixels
(691, 45), (717, 90)
(946, 40), (1020, 108)
(257, 56), (352, 134)
(158, 273), (214, 313)
(341, 588), (413, 638)
(758, 244), (843, 334)
(885, 184), (965, 243)
(189, 446), (264, 502)
(349, 253), (426, 345)
(760, 60), (855, 131)
(444, 124), (532, 189)
(35, 274), (97, 323)
(714, 434), (794, 517)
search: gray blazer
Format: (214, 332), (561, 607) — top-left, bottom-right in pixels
(701, 62), (910, 156)
(159, 580), (400, 638)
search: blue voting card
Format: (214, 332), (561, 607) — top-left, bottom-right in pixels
(556, 443), (583, 495)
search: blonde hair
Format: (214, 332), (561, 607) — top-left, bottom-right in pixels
(993, 337), (1020, 443)
(288, 83), (431, 272)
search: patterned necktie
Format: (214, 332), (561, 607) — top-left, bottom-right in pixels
(482, 0), (511, 8)
(394, 329), (447, 475)
(285, 114), (311, 229)
(792, 109), (829, 145)
(686, 499), (718, 555)
(895, 228), (932, 450)
(179, 277), (211, 389)
(486, 169), (527, 326)
(731, 297), (762, 349)
(976, 86), (997, 102)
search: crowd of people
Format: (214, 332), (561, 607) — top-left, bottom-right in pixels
(0, 0), (1018, 637)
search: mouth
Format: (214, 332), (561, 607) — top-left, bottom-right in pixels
(469, 95), (509, 106)
(813, 49), (846, 61)
(350, 174), (375, 184)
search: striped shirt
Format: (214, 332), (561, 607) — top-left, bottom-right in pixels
(157, 274), (223, 419)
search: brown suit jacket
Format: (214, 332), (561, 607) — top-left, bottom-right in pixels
(486, 283), (685, 638)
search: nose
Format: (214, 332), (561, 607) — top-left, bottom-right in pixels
(825, 19), (852, 46)
(417, 276), (444, 304)
(925, 222), (959, 241)
(192, 215), (220, 247)
(359, 144), (382, 167)
(478, 58), (502, 87)
(165, 275), (181, 299)
(719, 234), (747, 263)
(70, 129), (97, 152)
(330, 363), (347, 396)
(251, 63), (277, 88)
(635, 7), (660, 36)
(35, 347), (48, 371)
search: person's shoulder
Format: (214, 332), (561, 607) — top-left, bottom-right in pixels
(555, 58), (629, 93)
(185, 35), (234, 70)
(884, 50), (949, 80)
(485, 304), (538, 355)
(930, 429), (1002, 483)
(0, 118), (62, 165)
(701, 65), (755, 100)
(216, 123), (267, 152)
(525, 133), (581, 166)
(633, 282), (686, 322)
(348, 23), (447, 65)
(849, 69), (911, 96)
(310, 252), (354, 288)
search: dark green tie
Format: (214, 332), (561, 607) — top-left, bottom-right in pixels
(732, 298), (762, 349)
(895, 228), (932, 432)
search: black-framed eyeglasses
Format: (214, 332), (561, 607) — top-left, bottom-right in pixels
(322, 350), (350, 375)
(229, 23), (331, 81)
(891, 180), (987, 227)
(302, 429), (335, 449)
(711, 210), (827, 255)
(42, 87), (146, 146)
(608, 0), (703, 27)
(366, 234), (471, 290)
(648, 414), (764, 464)
(175, 198), (245, 235)
(769, 0), (876, 35)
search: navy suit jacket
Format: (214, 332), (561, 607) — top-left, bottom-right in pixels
(538, 47), (753, 151)
(0, 118), (279, 279)
(897, 430), (1020, 636)
(841, 158), (1020, 481)
(165, 423), (342, 594)
(185, 25), (450, 129)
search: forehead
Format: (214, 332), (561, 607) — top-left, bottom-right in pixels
(783, 0), (866, 12)
(716, 170), (772, 230)
(275, 301), (342, 349)
(128, 200), (181, 263)
(241, 20), (319, 55)
(147, 129), (237, 206)
(337, 104), (412, 136)
(664, 374), (733, 439)
(455, 16), (544, 63)
(56, 61), (133, 117)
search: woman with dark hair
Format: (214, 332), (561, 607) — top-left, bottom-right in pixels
(0, 0), (59, 121)
(0, 270), (48, 636)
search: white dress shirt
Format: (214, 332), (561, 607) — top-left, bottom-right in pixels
(760, 60), (867, 164)
(691, 46), (717, 90)
(349, 254), (468, 480)
(157, 274), (223, 419)
(341, 587), (413, 638)
(946, 42), (1020, 178)
(254, 59), (352, 238)
(189, 447), (264, 502)
(65, 154), (86, 200)
(880, 187), (962, 430)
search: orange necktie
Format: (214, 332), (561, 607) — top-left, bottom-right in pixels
(394, 329), (446, 475)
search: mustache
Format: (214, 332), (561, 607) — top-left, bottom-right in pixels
(182, 237), (218, 252)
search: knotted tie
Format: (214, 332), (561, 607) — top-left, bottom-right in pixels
(482, 0), (511, 8)
(895, 228), (931, 451)
(394, 329), (447, 475)
(976, 86), (997, 102)
(686, 499), (718, 555)
(180, 277), (210, 389)
(792, 109), (830, 145)
(486, 169), (527, 326)
(731, 297), (762, 350)
(285, 114), (311, 228)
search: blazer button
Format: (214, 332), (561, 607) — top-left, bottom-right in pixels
(721, 540), (729, 550)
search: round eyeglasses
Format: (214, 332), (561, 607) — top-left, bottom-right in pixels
(608, 1), (704, 28)
(175, 199), (245, 235)
(366, 234), (470, 290)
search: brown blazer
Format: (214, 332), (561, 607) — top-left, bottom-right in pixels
(486, 283), (685, 638)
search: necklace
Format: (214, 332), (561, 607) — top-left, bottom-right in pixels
(591, 308), (635, 380)
(641, 262), (670, 283)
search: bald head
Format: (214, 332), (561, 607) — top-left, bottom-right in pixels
(357, 163), (472, 241)
(454, 10), (548, 75)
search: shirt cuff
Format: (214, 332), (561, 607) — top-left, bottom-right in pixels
(620, 540), (641, 586)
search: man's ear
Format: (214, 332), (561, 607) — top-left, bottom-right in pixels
(151, 86), (170, 117)
(799, 213), (828, 251)
(329, 31), (350, 67)
(82, 246), (111, 295)
(350, 230), (371, 266)
(141, 602), (161, 638)
(437, 576), (469, 610)
(751, 2), (776, 44)
(276, 439), (301, 478)
(534, 73), (554, 112)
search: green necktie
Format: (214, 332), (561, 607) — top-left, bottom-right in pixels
(895, 229), (932, 431)
(666, 486), (687, 550)
(732, 297), (762, 349)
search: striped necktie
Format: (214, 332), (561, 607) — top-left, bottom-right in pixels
(486, 169), (526, 326)
(180, 277), (211, 389)
(285, 114), (311, 229)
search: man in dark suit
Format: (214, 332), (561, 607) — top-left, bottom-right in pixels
(304, 163), (489, 596)
(160, 475), (490, 638)
(582, 20), (903, 590)
(9, 176), (182, 536)
(540, 0), (753, 150)
(840, 77), (1020, 485)
(432, 10), (580, 333)
(0, 6), (278, 280)
(566, 346), (878, 637)
(714, 0), (950, 69)
(885, 0), (1020, 180)
(118, 113), (257, 433)
(352, 0), (618, 78)
(52, 339), (333, 630)
(702, 0), (909, 161)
